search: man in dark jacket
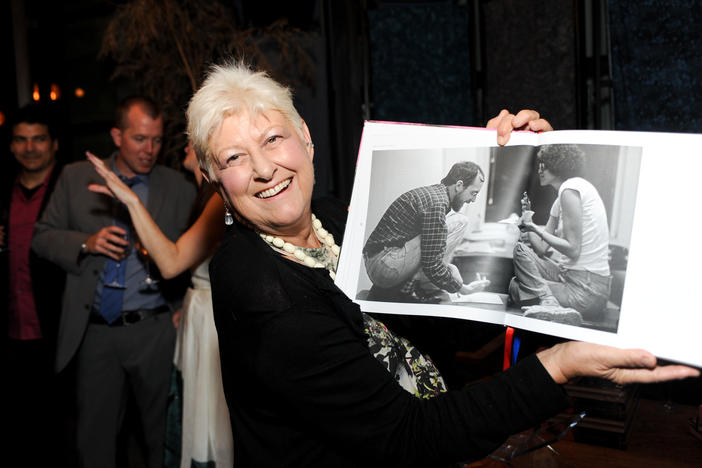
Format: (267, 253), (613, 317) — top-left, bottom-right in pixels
(32, 96), (196, 468)
(2, 103), (68, 466)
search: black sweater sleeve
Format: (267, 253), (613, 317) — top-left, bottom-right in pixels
(210, 205), (570, 468)
(257, 299), (569, 467)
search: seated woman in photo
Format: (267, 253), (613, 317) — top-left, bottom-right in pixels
(185, 61), (696, 468)
(510, 144), (611, 325)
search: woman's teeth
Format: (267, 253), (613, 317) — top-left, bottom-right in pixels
(256, 178), (291, 199)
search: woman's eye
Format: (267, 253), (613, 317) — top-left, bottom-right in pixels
(266, 135), (281, 145)
(223, 155), (240, 167)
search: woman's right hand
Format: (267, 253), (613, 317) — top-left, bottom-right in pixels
(86, 151), (140, 206)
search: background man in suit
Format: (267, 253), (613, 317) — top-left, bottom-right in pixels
(2, 103), (69, 467)
(32, 96), (196, 468)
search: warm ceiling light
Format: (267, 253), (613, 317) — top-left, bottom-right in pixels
(50, 83), (61, 101)
(32, 83), (40, 101)
(74, 87), (85, 98)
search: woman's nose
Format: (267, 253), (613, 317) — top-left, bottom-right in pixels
(251, 151), (275, 180)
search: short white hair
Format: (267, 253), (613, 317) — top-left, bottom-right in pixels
(186, 61), (304, 181)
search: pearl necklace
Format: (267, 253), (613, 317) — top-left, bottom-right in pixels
(259, 214), (341, 279)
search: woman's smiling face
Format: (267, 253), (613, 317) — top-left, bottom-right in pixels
(210, 109), (315, 240)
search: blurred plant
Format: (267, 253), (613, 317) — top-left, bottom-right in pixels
(100, 0), (314, 167)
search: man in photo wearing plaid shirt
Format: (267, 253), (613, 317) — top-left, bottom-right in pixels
(363, 161), (490, 303)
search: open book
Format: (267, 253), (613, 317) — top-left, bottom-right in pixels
(335, 121), (702, 368)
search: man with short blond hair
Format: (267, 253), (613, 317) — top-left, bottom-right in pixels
(33, 96), (196, 468)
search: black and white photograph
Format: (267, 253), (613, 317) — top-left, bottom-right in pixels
(335, 122), (702, 366)
(354, 142), (641, 334)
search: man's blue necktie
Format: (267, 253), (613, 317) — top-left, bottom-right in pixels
(99, 176), (141, 323)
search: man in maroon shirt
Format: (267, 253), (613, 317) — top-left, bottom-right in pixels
(2, 103), (69, 467)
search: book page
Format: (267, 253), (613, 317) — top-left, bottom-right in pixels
(335, 121), (702, 367)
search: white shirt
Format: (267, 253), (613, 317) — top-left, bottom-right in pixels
(549, 177), (610, 276)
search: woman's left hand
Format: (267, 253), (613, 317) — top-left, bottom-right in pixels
(537, 341), (699, 385)
(487, 109), (553, 146)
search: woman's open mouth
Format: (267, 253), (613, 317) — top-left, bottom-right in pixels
(256, 178), (291, 199)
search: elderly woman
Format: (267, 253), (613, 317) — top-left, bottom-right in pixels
(185, 62), (696, 468)
(510, 144), (611, 325)
(86, 79), (553, 465)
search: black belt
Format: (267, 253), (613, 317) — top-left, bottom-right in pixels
(90, 305), (169, 327)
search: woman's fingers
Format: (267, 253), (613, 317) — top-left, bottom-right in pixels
(87, 183), (114, 197)
(486, 109), (554, 146)
(86, 151), (114, 180)
(545, 342), (700, 384)
(513, 110), (552, 133)
(86, 151), (105, 170)
(512, 110), (540, 129)
(527, 118), (553, 133)
(86, 152), (116, 197)
(607, 364), (699, 385)
(595, 347), (698, 384)
(486, 109), (510, 129)
(86, 150), (139, 205)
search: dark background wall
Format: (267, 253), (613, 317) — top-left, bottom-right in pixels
(4, 0), (701, 202)
(609, 0), (702, 132)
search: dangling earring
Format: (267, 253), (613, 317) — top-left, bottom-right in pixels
(224, 209), (234, 226)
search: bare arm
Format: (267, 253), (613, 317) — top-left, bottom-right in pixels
(87, 151), (225, 278)
(521, 189), (582, 260)
(537, 341), (699, 385)
(521, 214), (558, 256)
(155, 194), (225, 278)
